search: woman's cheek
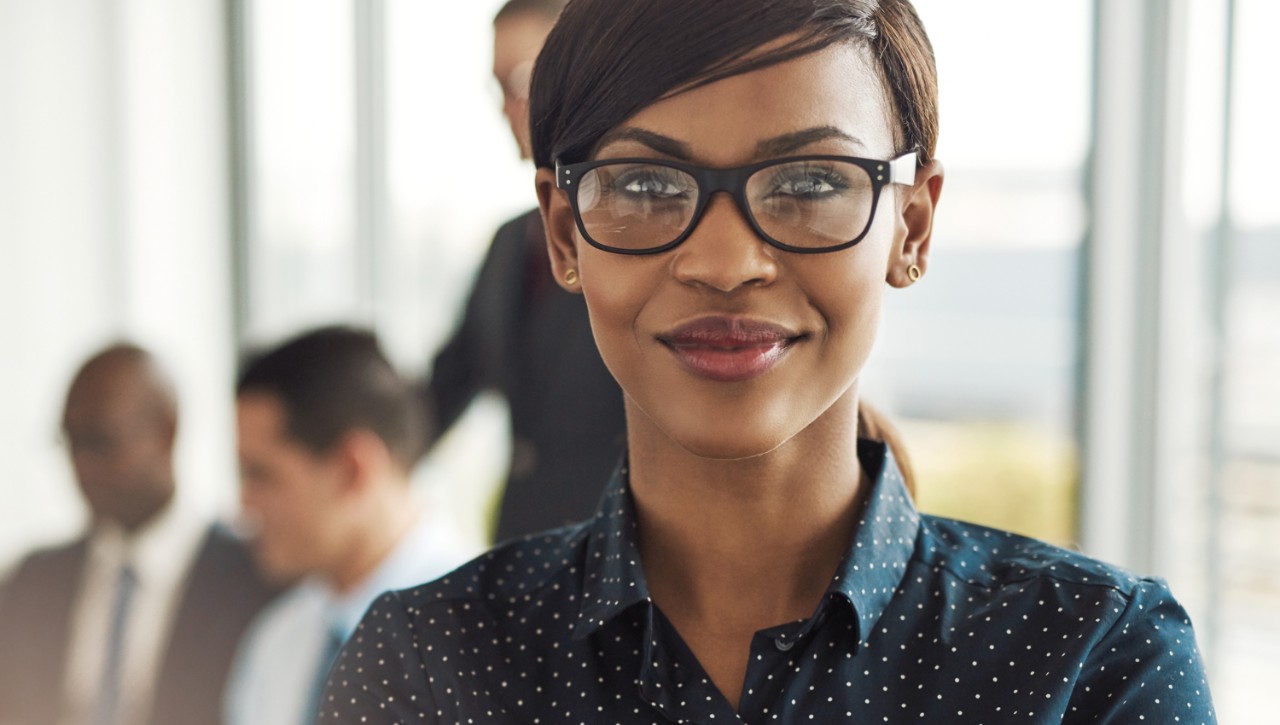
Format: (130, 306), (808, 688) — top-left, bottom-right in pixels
(806, 255), (885, 370)
(579, 258), (657, 374)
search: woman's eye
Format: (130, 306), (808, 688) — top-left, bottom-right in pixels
(773, 171), (848, 197)
(617, 172), (689, 199)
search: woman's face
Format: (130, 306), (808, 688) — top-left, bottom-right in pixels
(538, 42), (942, 461)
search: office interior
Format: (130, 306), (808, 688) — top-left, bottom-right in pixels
(0, 1), (1275, 722)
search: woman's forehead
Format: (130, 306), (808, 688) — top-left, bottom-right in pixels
(598, 43), (895, 165)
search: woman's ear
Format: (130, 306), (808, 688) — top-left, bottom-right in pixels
(887, 159), (944, 288)
(535, 167), (582, 293)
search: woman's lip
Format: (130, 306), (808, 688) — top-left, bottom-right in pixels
(658, 316), (801, 346)
(656, 317), (802, 382)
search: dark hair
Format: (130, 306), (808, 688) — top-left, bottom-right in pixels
(236, 326), (427, 471)
(529, 0), (937, 170)
(494, 0), (568, 24)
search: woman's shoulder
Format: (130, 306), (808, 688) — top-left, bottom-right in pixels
(915, 513), (1151, 599)
(909, 515), (1204, 673)
(389, 520), (595, 615)
(907, 516), (1213, 722)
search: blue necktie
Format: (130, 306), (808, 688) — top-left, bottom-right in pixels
(303, 626), (345, 725)
(93, 564), (138, 725)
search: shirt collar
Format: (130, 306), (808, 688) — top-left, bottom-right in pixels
(573, 440), (920, 646)
(815, 438), (921, 647)
(87, 495), (207, 585)
(573, 459), (651, 640)
(323, 507), (454, 637)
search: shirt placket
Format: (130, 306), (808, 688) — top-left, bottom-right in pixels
(636, 604), (744, 725)
(736, 601), (840, 723)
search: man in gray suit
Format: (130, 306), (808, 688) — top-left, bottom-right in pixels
(0, 344), (277, 725)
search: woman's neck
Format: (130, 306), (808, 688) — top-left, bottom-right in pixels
(626, 392), (866, 709)
(628, 392), (866, 637)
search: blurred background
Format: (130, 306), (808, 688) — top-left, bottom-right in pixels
(0, 0), (1274, 722)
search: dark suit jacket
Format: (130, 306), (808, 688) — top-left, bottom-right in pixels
(426, 209), (627, 542)
(0, 523), (278, 725)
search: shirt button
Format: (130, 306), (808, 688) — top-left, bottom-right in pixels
(774, 637), (794, 652)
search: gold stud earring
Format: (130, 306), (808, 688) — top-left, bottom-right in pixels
(907, 264), (922, 282)
(564, 269), (579, 286)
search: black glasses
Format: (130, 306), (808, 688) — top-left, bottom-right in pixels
(555, 152), (917, 255)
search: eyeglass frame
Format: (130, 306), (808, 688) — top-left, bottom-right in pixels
(554, 151), (918, 255)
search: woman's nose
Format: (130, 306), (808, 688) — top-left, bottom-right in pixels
(670, 193), (780, 293)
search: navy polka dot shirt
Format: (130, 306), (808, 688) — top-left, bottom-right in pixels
(320, 441), (1216, 723)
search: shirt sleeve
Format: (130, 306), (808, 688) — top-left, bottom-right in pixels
(1065, 578), (1217, 724)
(421, 321), (481, 443)
(317, 591), (437, 724)
(422, 220), (520, 446)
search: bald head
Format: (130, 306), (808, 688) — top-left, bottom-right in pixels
(62, 344), (178, 531)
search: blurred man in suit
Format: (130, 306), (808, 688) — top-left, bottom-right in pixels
(225, 326), (470, 725)
(0, 343), (278, 725)
(422, 0), (627, 543)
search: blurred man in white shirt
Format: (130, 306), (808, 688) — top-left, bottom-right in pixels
(225, 326), (470, 725)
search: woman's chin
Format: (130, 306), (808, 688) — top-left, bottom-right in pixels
(625, 392), (810, 462)
(669, 424), (792, 462)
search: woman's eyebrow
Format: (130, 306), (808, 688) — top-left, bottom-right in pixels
(595, 128), (692, 160)
(756, 126), (867, 157)
(595, 125), (866, 161)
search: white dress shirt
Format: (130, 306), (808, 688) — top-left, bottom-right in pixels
(224, 511), (471, 725)
(60, 498), (209, 725)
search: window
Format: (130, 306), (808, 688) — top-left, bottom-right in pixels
(1205, 1), (1280, 720)
(867, 1), (1092, 546)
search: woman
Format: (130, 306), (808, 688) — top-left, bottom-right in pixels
(320, 1), (1216, 722)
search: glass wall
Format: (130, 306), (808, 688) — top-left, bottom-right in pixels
(866, 1), (1092, 546)
(243, 0), (359, 340)
(1208, 1), (1280, 720)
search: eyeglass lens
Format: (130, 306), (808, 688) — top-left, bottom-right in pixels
(575, 159), (877, 251)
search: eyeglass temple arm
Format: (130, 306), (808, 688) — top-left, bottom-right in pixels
(889, 152), (918, 186)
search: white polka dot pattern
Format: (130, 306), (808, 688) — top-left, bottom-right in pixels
(318, 441), (1217, 724)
